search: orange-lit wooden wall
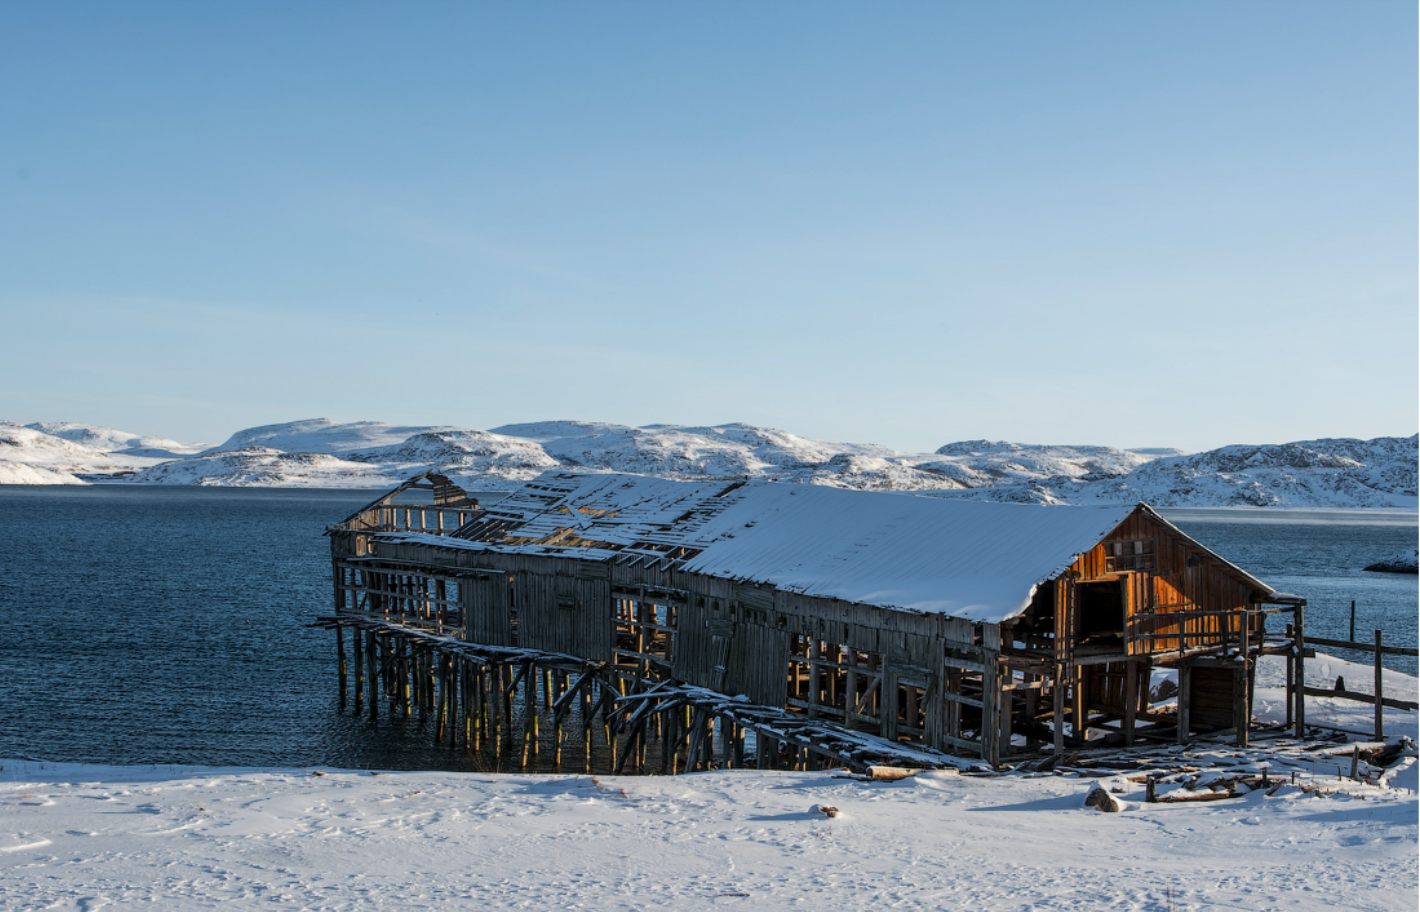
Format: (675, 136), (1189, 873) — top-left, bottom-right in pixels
(1066, 510), (1264, 656)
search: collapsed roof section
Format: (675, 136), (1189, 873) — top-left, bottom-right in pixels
(334, 471), (478, 530)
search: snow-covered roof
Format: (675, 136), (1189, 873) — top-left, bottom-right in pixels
(439, 472), (1208, 623)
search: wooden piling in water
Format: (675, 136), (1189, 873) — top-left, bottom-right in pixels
(366, 630), (379, 719)
(336, 626), (347, 710)
(352, 626), (364, 712)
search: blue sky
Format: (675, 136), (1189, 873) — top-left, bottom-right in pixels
(2, 1), (1414, 453)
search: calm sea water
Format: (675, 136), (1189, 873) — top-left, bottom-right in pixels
(0, 486), (1414, 770)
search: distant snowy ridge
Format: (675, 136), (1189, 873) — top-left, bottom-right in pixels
(1, 418), (1415, 510)
(934, 435), (1419, 509)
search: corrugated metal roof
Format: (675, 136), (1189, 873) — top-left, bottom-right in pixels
(444, 472), (1181, 623)
(683, 483), (1138, 621)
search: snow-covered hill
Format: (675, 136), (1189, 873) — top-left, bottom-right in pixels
(25, 421), (209, 459)
(0, 423), (172, 484)
(207, 419), (461, 457)
(2, 418), (1415, 510)
(931, 435), (1419, 508)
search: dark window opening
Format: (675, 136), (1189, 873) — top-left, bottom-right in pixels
(1077, 581), (1125, 642)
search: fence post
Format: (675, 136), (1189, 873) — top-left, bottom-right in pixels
(1293, 609), (1305, 739)
(1374, 629), (1383, 741)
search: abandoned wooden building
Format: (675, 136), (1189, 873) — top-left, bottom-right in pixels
(320, 471), (1308, 771)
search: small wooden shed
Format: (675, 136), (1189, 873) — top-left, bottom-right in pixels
(328, 471), (1305, 765)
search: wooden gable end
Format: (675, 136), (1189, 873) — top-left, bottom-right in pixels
(1063, 508), (1265, 657)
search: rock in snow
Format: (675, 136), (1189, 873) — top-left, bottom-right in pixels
(0, 418), (1416, 510)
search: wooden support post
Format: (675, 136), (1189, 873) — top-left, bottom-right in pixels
(638, 715), (649, 772)
(417, 652), (429, 723)
(614, 718), (640, 774)
(353, 626), (364, 713)
(1052, 663), (1066, 757)
(582, 685), (593, 774)
(446, 655), (459, 747)
(1024, 678), (1039, 750)
(684, 708), (708, 773)
(997, 668), (1012, 763)
(474, 667), (485, 751)
(397, 638), (410, 716)
(435, 654), (447, 743)
(1123, 660), (1138, 747)
(529, 665), (540, 746)
(1284, 624), (1295, 728)
(465, 661), (475, 751)
(807, 638), (820, 719)
(845, 654), (858, 731)
(1236, 615), (1251, 748)
(491, 664), (504, 763)
(522, 664), (536, 768)
(366, 631), (379, 720)
(336, 626), (348, 710)
(1293, 610), (1306, 738)
(1374, 629), (1384, 741)
(502, 664), (514, 728)
(1234, 663), (1249, 748)
(1071, 665), (1086, 747)
(1177, 664), (1191, 744)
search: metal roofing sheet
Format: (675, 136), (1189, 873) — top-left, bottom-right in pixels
(443, 472), (1167, 623)
(681, 483), (1139, 622)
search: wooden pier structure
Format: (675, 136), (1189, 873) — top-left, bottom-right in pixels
(320, 471), (1309, 772)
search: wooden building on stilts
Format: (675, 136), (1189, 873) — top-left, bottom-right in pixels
(320, 471), (1307, 771)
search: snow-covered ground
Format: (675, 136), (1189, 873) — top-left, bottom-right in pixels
(1254, 651), (1420, 743)
(2, 652), (1416, 910)
(2, 752), (1414, 911)
(2, 418), (1416, 510)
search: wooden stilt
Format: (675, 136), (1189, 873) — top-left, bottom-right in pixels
(1124, 660), (1138, 747)
(1177, 664), (1192, 744)
(1374, 629), (1384, 741)
(435, 654), (447, 743)
(366, 631), (379, 720)
(352, 625), (364, 713)
(1052, 663), (1065, 756)
(336, 626), (348, 710)
(1071, 665), (1086, 747)
(1293, 611), (1306, 738)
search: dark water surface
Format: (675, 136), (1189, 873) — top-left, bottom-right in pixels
(1160, 507), (1417, 675)
(0, 486), (1414, 769)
